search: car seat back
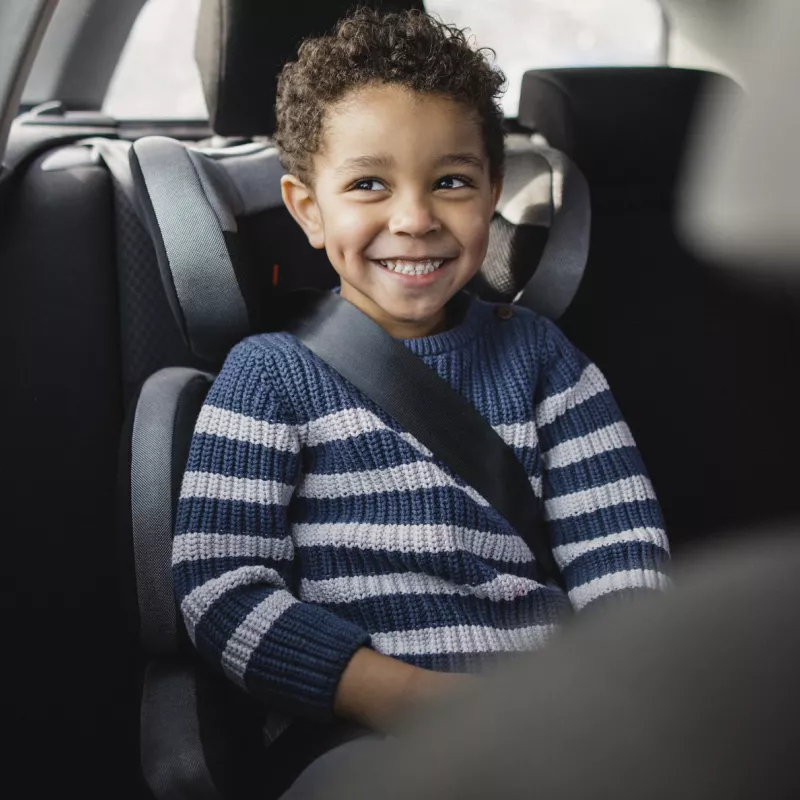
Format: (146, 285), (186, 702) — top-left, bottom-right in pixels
(517, 67), (800, 548)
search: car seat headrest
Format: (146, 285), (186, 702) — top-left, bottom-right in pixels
(518, 67), (740, 187)
(130, 137), (285, 363)
(194, 0), (425, 136)
(130, 134), (590, 366)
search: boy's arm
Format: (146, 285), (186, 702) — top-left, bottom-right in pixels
(534, 322), (671, 611)
(173, 339), (465, 727)
(173, 339), (372, 720)
(334, 648), (474, 731)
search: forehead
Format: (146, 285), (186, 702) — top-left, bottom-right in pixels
(317, 83), (486, 171)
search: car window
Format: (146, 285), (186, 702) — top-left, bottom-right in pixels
(104, 0), (664, 121)
(427, 0), (665, 116)
(103, 0), (207, 120)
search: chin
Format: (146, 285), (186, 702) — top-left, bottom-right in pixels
(383, 296), (449, 323)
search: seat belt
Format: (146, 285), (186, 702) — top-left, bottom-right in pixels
(288, 291), (563, 588)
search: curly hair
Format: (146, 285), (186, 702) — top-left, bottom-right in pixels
(274, 7), (507, 184)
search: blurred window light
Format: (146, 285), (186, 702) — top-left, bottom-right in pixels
(104, 0), (664, 120)
(428, 0), (665, 116)
(103, 0), (207, 120)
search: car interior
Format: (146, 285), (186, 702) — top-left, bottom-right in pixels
(1, 1), (798, 798)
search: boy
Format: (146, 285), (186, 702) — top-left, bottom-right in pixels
(173, 5), (670, 787)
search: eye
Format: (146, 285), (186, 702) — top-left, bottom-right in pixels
(435, 175), (473, 190)
(351, 178), (387, 192)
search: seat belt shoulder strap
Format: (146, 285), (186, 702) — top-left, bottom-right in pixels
(286, 292), (561, 586)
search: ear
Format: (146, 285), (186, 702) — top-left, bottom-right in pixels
(281, 174), (325, 249)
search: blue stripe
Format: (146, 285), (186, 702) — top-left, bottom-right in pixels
(193, 583), (274, 666)
(186, 433), (298, 483)
(292, 486), (500, 529)
(547, 499), (665, 545)
(244, 603), (372, 713)
(545, 446), (647, 497)
(319, 588), (569, 633)
(538, 348), (590, 397)
(176, 498), (290, 541)
(562, 541), (670, 589)
(305, 429), (427, 474)
(299, 545), (537, 585)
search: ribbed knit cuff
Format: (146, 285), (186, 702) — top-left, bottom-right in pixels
(245, 602), (371, 720)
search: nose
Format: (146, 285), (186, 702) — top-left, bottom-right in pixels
(388, 191), (442, 237)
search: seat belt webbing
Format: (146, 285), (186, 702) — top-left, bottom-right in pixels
(288, 292), (562, 586)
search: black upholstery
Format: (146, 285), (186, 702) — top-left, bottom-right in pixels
(0, 148), (141, 797)
(518, 67), (800, 549)
(518, 67), (737, 188)
(195, 0), (424, 136)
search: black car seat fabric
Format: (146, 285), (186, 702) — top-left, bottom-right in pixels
(0, 142), (142, 797)
(195, 0), (425, 137)
(85, 137), (209, 402)
(516, 67), (796, 550)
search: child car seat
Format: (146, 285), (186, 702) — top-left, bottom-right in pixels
(121, 129), (590, 800)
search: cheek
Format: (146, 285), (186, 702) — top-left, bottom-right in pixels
(327, 207), (380, 254)
(454, 207), (493, 257)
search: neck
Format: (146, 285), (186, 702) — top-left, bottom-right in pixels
(339, 286), (449, 339)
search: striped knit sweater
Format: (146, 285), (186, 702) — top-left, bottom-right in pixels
(173, 295), (670, 720)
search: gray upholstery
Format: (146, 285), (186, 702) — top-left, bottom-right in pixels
(131, 367), (213, 656)
(141, 662), (224, 800)
(129, 133), (590, 365)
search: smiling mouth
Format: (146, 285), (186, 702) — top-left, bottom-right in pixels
(375, 258), (449, 276)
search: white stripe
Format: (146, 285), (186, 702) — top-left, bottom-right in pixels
(180, 471), (294, 506)
(492, 421), (538, 451)
(545, 476), (656, 521)
(552, 527), (670, 568)
(293, 522), (534, 564)
(195, 404), (300, 452)
(304, 407), (430, 456)
(543, 422), (636, 470)
(180, 565), (286, 641)
(221, 592), (298, 685)
(535, 363), (608, 428)
(372, 623), (555, 656)
(297, 461), (489, 506)
(172, 532), (294, 565)
(569, 569), (672, 610)
(300, 571), (544, 604)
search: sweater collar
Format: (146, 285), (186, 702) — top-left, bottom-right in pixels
(399, 293), (493, 357)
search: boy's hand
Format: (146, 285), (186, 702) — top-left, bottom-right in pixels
(333, 647), (476, 732)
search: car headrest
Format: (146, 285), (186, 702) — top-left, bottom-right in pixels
(130, 134), (590, 365)
(517, 67), (740, 187)
(194, 0), (425, 136)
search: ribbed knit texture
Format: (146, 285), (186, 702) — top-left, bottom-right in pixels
(173, 295), (670, 719)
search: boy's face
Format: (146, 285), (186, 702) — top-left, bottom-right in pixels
(281, 83), (502, 338)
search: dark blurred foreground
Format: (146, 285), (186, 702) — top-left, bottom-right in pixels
(286, 525), (800, 799)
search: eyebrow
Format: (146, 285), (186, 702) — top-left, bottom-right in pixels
(336, 154), (394, 175)
(436, 152), (485, 170)
(335, 151), (485, 176)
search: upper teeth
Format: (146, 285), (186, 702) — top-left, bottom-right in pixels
(379, 259), (444, 275)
